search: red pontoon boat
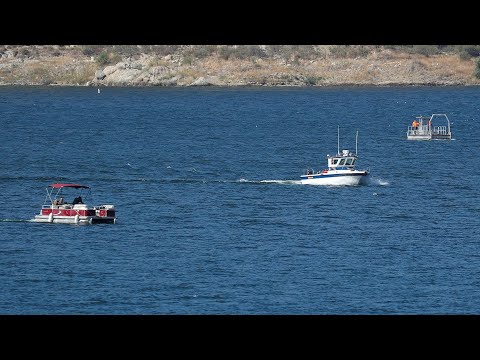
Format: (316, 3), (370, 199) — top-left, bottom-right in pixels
(33, 183), (116, 224)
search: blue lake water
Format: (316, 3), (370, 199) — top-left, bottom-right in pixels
(0, 85), (479, 314)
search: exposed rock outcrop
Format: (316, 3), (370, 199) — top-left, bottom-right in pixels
(95, 70), (106, 80)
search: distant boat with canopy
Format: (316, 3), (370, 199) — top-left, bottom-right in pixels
(32, 183), (116, 225)
(407, 113), (452, 140)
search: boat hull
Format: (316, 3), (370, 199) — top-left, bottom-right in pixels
(407, 134), (452, 140)
(407, 134), (432, 141)
(33, 214), (116, 225)
(300, 171), (368, 186)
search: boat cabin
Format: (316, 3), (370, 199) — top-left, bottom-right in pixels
(327, 149), (357, 170)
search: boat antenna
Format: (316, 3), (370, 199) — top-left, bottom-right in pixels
(337, 125), (340, 155)
(356, 129), (358, 155)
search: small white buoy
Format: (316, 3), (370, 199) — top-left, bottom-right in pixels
(48, 213), (53, 223)
(74, 214), (79, 224)
(98, 88), (100, 94)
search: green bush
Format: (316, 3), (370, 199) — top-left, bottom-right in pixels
(182, 55), (194, 65)
(240, 45), (267, 59)
(94, 51), (122, 66)
(96, 51), (110, 65)
(265, 45), (283, 57)
(186, 45), (217, 59)
(110, 53), (122, 64)
(306, 76), (322, 85)
(295, 45), (318, 60)
(218, 46), (266, 60)
(218, 46), (233, 60)
(150, 45), (180, 56)
(329, 45), (372, 59)
(81, 45), (104, 56)
(411, 45), (440, 56)
(475, 59), (480, 79)
(112, 45), (139, 57)
(386, 45), (446, 56)
(459, 46), (480, 59)
(459, 50), (472, 61)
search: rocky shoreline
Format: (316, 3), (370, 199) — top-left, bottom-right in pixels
(1, 46), (479, 87)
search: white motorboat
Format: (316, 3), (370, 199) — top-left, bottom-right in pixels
(300, 127), (369, 186)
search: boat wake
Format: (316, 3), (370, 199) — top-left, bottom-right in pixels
(237, 178), (301, 185)
(366, 176), (390, 186)
(0, 219), (34, 223)
(56, 176), (386, 187)
(164, 178), (386, 186)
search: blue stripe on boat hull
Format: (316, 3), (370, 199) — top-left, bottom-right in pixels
(301, 173), (368, 179)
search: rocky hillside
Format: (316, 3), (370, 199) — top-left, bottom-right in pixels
(1, 45), (479, 87)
